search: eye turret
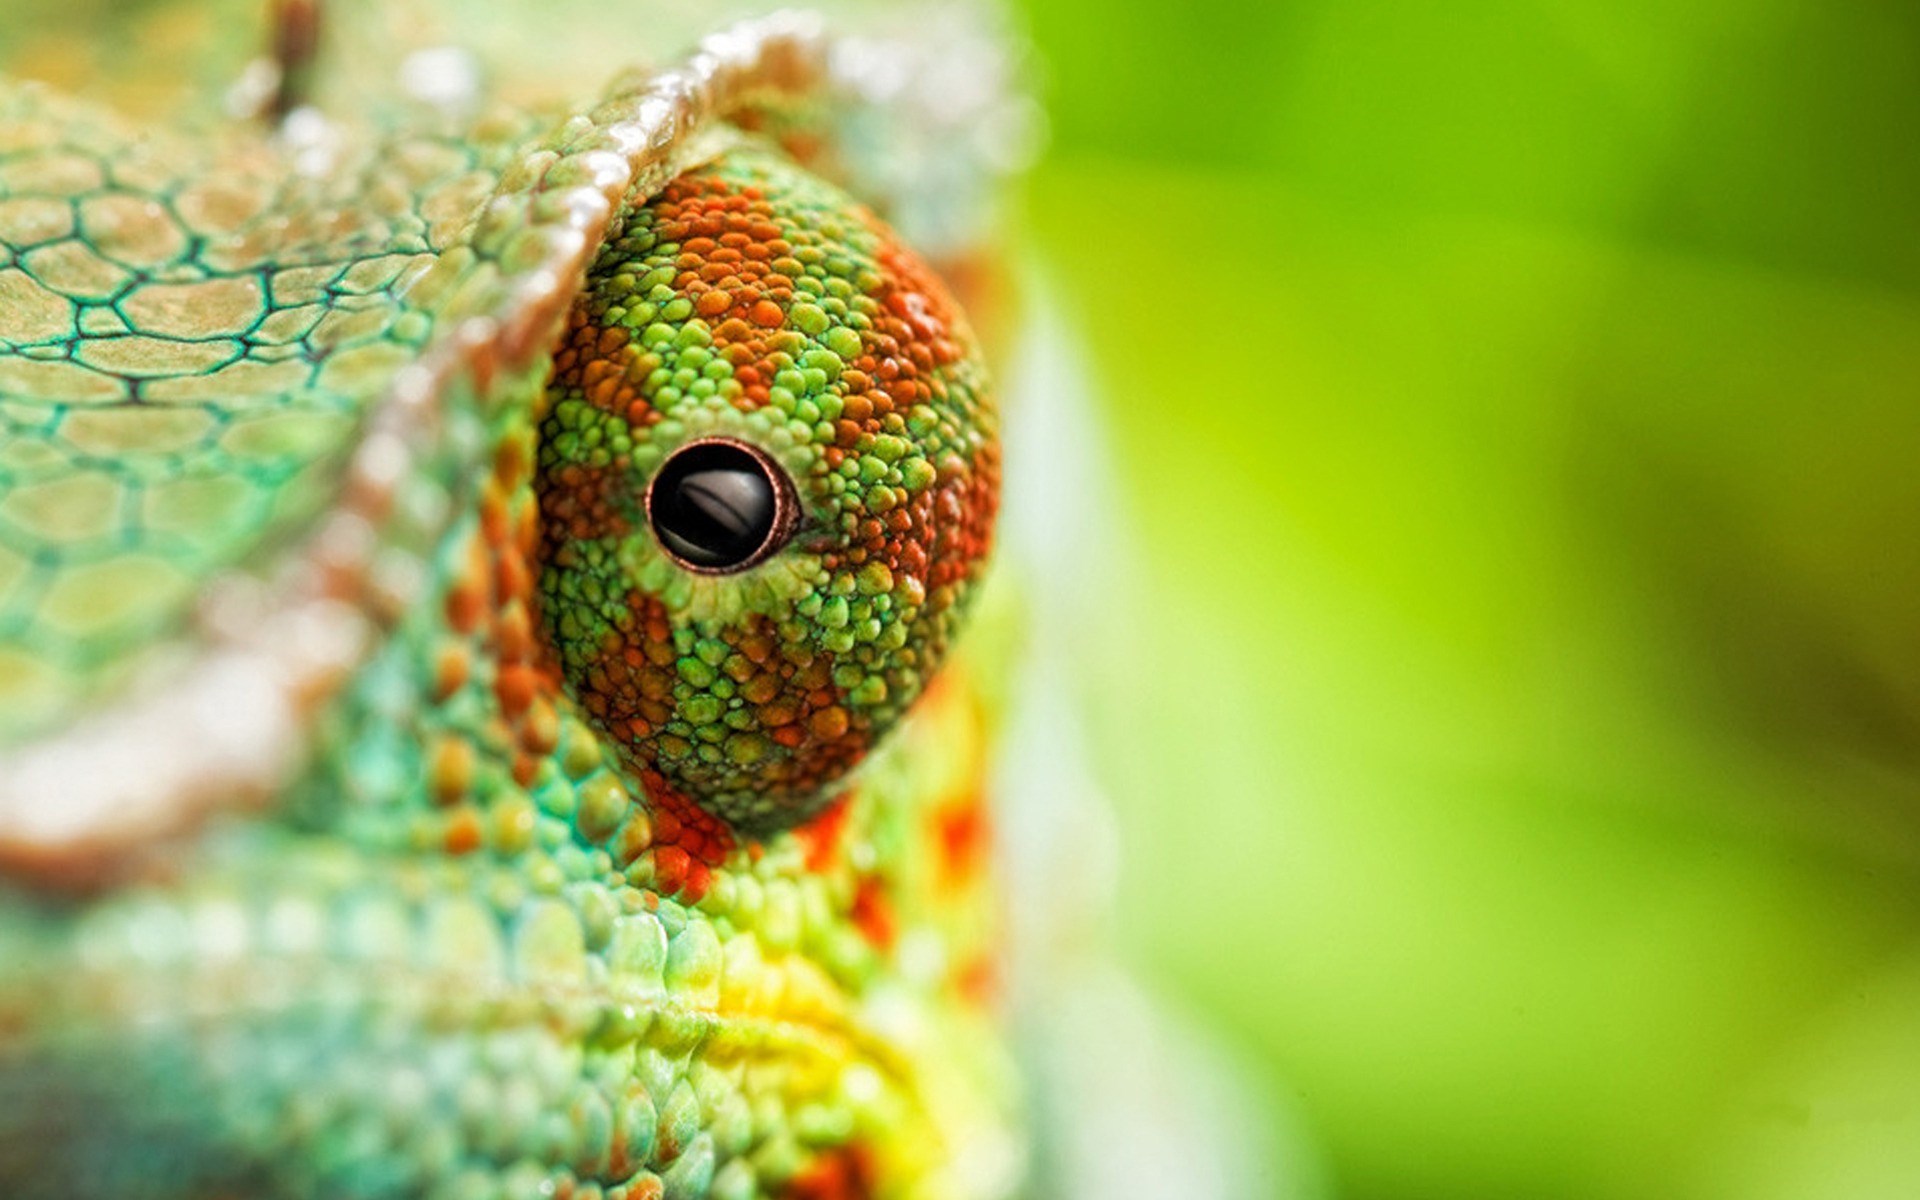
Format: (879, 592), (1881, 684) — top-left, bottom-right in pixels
(535, 143), (998, 833)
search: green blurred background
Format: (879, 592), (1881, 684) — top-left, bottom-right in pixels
(1002, 1), (1920, 1197)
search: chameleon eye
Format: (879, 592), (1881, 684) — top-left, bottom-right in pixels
(646, 439), (797, 573)
(535, 143), (999, 833)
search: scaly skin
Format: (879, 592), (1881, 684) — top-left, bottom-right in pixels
(0, 5), (1022, 1198)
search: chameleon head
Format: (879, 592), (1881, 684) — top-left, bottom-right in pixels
(536, 143), (999, 832)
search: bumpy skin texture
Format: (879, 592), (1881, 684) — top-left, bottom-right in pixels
(0, 80), (540, 743)
(540, 145), (999, 829)
(0, 8), (1017, 1200)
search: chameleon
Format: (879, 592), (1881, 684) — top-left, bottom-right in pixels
(0, 1), (1040, 1196)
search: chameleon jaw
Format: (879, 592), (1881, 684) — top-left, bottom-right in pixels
(0, 844), (941, 1196)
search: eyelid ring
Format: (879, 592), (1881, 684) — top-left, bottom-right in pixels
(643, 436), (802, 576)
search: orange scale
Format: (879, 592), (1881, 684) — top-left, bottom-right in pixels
(579, 357), (619, 390)
(649, 846), (690, 896)
(509, 752), (542, 789)
(584, 377), (619, 412)
(796, 795), (852, 872)
(433, 645), (470, 701)
(493, 555), (534, 612)
(679, 861), (713, 903)
(898, 542), (928, 577)
(443, 808), (484, 856)
(935, 791), (991, 883)
(850, 877), (896, 949)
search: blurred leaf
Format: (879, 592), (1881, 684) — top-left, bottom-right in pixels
(1006, 1), (1920, 1196)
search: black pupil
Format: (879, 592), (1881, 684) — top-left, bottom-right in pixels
(649, 442), (784, 571)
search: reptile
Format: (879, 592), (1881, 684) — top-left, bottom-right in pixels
(0, 2), (1036, 1196)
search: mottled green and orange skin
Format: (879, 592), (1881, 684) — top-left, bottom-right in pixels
(539, 146), (998, 831)
(0, 9), (1018, 1199)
